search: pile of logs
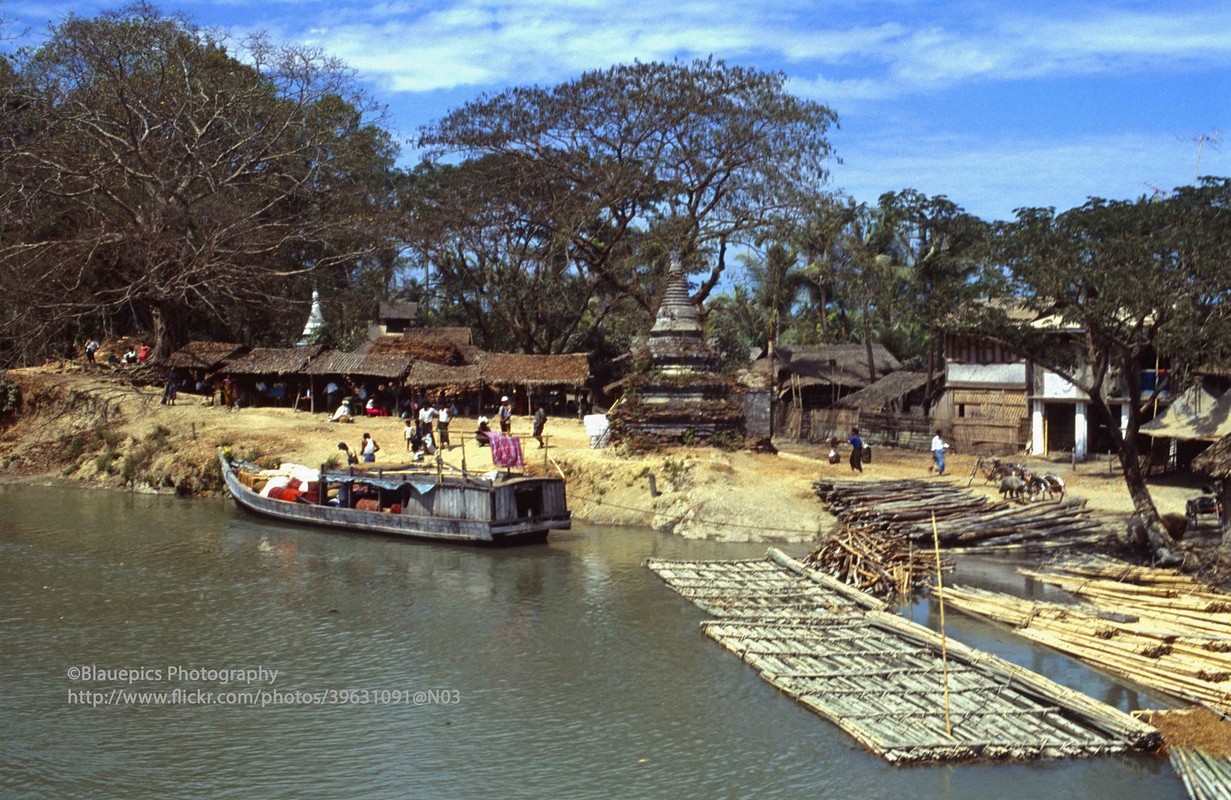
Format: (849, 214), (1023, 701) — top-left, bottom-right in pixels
(802, 525), (950, 602)
(813, 479), (1111, 549)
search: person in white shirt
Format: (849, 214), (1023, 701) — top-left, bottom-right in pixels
(437, 404), (451, 449)
(931, 430), (951, 476)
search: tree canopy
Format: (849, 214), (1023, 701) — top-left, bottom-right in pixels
(0, 3), (401, 362)
(410, 58), (839, 355)
(992, 178), (1231, 555)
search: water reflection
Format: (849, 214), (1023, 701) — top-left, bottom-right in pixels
(0, 486), (1187, 799)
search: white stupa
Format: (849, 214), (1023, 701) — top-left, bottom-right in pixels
(297, 289), (326, 346)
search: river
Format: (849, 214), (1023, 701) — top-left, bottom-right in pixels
(0, 485), (1187, 799)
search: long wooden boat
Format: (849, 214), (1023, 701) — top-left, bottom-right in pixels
(218, 451), (570, 544)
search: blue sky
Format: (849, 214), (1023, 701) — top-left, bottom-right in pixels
(5, 0), (1229, 222)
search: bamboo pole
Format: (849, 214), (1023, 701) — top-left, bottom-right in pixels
(933, 511), (952, 737)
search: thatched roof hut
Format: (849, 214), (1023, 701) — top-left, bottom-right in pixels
(362, 333), (470, 365)
(163, 341), (246, 371)
(479, 353), (591, 389)
(1192, 434), (1231, 479)
(834, 371), (931, 413)
(404, 361), (482, 391)
(303, 351), (412, 381)
(220, 345), (325, 377)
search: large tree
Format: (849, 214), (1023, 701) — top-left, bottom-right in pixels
(413, 57), (838, 347)
(994, 179), (1231, 559)
(885, 190), (993, 400)
(0, 3), (399, 362)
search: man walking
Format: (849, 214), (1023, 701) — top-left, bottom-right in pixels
(931, 429), (951, 476)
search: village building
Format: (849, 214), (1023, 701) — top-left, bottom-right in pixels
(215, 345), (325, 407)
(759, 343), (901, 442)
(828, 370), (933, 450)
(368, 301), (419, 339)
(162, 341), (247, 394)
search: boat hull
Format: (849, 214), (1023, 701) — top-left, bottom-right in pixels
(219, 453), (569, 545)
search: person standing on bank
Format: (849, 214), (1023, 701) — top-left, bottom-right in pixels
(360, 432), (379, 462)
(532, 404), (547, 448)
(437, 403), (451, 450)
(931, 429), (951, 476)
(498, 396), (513, 434)
(848, 427), (864, 473)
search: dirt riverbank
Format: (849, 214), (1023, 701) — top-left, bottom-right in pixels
(1, 363), (1226, 568)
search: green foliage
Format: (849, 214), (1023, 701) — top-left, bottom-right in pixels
(988, 178), (1231, 534)
(0, 372), (20, 416)
(661, 457), (693, 491)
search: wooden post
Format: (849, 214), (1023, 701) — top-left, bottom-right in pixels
(932, 511), (953, 737)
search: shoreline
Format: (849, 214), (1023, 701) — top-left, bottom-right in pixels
(1, 363), (1226, 555)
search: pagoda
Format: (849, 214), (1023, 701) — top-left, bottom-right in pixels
(614, 253), (745, 445)
(297, 289), (326, 346)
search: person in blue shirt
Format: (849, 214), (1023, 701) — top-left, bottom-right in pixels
(848, 427), (863, 473)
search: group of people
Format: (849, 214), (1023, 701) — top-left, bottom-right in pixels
(477, 396), (547, 448)
(402, 401), (453, 457)
(337, 433), (380, 465)
(829, 427), (952, 476)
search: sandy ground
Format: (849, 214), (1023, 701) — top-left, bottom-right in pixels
(1, 362), (1226, 559)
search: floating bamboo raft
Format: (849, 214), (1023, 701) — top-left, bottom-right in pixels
(647, 549), (1160, 763)
(812, 479), (1110, 549)
(943, 585), (1231, 714)
(647, 549), (884, 619)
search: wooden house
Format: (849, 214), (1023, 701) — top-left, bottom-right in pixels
(763, 343), (901, 441)
(827, 371), (934, 449)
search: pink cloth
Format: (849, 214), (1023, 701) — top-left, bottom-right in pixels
(488, 432), (524, 468)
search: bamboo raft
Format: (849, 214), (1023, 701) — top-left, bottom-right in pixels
(646, 549), (884, 619)
(813, 479), (1111, 549)
(646, 549), (1160, 763)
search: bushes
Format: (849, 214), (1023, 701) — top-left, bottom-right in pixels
(0, 372), (20, 418)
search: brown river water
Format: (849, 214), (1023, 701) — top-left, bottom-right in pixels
(0, 485), (1188, 799)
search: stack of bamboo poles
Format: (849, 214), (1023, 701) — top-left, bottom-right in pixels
(1022, 556), (1231, 639)
(942, 586), (1231, 713)
(1169, 749), (1231, 800)
(802, 525), (951, 602)
(812, 479), (1110, 549)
